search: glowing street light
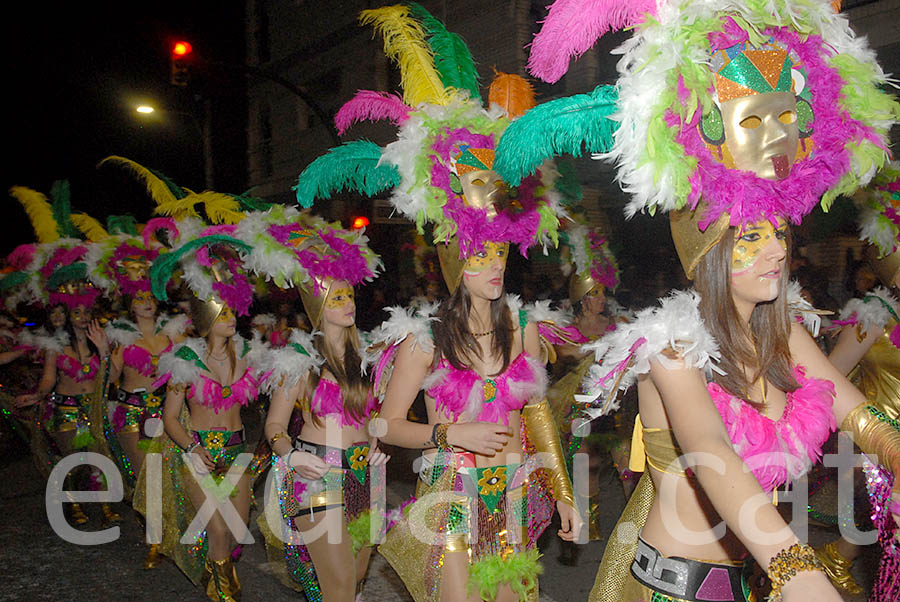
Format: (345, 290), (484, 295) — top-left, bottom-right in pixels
(135, 105), (155, 114)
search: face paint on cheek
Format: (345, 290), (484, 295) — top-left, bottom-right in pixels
(215, 307), (235, 323)
(463, 242), (509, 277)
(731, 220), (786, 276)
(325, 287), (354, 310)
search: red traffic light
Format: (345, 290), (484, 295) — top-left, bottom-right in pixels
(351, 216), (370, 229)
(172, 41), (193, 57)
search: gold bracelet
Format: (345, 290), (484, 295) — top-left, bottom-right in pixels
(432, 423), (451, 450)
(269, 432), (288, 447)
(767, 542), (824, 601)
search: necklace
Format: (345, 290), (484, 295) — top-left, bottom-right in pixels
(208, 351), (228, 362)
(470, 328), (495, 338)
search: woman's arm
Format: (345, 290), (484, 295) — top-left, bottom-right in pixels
(15, 351), (58, 407)
(108, 347), (124, 386)
(264, 378), (330, 479)
(827, 322), (882, 376)
(650, 360), (811, 572)
(380, 335), (438, 448)
(162, 384), (214, 472)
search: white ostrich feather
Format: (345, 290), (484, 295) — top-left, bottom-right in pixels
(786, 280), (822, 337)
(369, 303), (439, 355)
(839, 286), (899, 336)
(259, 329), (324, 394)
(104, 318), (142, 348)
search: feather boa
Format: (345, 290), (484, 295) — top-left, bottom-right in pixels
(838, 287), (900, 337)
(712, 366), (836, 492)
(258, 329), (324, 394)
(856, 161), (900, 256)
(17, 328), (68, 354)
(57, 353), (100, 382)
(786, 280), (823, 337)
(578, 289), (721, 417)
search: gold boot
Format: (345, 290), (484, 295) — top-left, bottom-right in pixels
(101, 503), (122, 525)
(815, 540), (863, 595)
(205, 557), (242, 602)
(69, 503), (88, 525)
(143, 543), (162, 570)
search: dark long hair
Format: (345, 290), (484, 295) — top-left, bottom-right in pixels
(305, 325), (370, 427)
(65, 306), (100, 359)
(693, 227), (799, 408)
(433, 284), (515, 375)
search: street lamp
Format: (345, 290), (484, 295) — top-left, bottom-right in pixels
(131, 102), (212, 189)
(135, 105), (155, 114)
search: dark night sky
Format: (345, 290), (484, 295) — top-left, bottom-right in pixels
(4, 2), (247, 253)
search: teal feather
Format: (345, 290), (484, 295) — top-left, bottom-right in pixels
(554, 159), (583, 203)
(149, 234), (252, 302)
(406, 2), (481, 101)
(106, 215), (138, 235)
(294, 140), (400, 208)
(49, 180), (81, 239)
(494, 85), (619, 186)
(0, 272), (28, 291)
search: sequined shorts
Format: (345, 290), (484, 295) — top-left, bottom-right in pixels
(48, 392), (90, 433)
(110, 387), (165, 436)
(283, 439), (372, 516)
(419, 452), (528, 555)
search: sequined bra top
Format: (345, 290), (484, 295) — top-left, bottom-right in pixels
(57, 353), (100, 382)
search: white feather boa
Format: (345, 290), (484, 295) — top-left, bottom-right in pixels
(839, 286), (899, 336)
(577, 289), (721, 417)
(17, 328), (68, 354)
(259, 329), (324, 394)
(786, 280), (824, 337)
(368, 302), (440, 355)
(105, 313), (190, 349)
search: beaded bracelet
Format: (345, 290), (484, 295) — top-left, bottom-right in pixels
(270, 432), (288, 447)
(767, 542), (825, 601)
(431, 423), (451, 450)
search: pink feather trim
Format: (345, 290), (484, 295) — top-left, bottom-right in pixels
(428, 353), (542, 426)
(56, 353), (100, 382)
(335, 90), (411, 136)
(889, 323), (900, 350)
(143, 217), (179, 249)
(8, 244), (36, 270)
(710, 367), (836, 492)
(527, 0), (657, 83)
(192, 369), (261, 414)
(310, 379), (379, 428)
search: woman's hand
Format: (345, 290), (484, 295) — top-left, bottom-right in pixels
(189, 446), (215, 474)
(779, 570), (842, 601)
(446, 422), (511, 455)
(367, 439), (391, 467)
(14, 393), (39, 408)
(556, 500), (581, 542)
(289, 450), (331, 480)
(87, 320), (109, 358)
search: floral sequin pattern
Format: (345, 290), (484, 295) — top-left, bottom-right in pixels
(477, 466), (507, 498)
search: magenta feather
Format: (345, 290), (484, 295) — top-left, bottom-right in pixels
(334, 90), (412, 136)
(528, 0), (657, 83)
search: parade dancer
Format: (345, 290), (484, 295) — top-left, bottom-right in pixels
(237, 207), (386, 601)
(495, 1), (900, 600)
(147, 228), (270, 602)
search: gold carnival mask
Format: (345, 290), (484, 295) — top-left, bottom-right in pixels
(721, 92), (799, 180)
(464, 241), (509, 275)
(324, 285), (355, 310)
(131, 290), (156, 306)
(215, 306), (236, 323)
(459, 169), (508, 216)
(119, 257), (151, 283)
(569, 273), (601, 305)
(732, 217), (788, 274)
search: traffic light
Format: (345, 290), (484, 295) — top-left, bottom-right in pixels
(350, 216), (370, 230)
(170, 40), (193, 86)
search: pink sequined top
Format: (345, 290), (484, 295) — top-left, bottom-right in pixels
(426, 352), (546, 426)
(57, 353), (100, 382)
(709, 366), (836, 492)
(310, 378), (379, 429)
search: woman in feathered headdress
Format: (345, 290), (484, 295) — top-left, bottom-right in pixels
(294, 4), (579, 601)
(8, 183), (123, 527)
(495, 1), (900, 601)
(86, 217), (191, 568)
(232, 204), (387, 600)
(146, 225), (271, 601)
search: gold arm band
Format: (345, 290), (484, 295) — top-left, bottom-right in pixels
(842, 403), (900, 491)
(269, 432), (288, 446)
(522, 399), (574, 507)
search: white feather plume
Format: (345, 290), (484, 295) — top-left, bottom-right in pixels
(839, 286), (899, 336)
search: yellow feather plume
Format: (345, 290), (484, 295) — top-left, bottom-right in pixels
(70, 213), (109, 241)
(360, 5), (450, 107)
(9, 186), (60, 243)
(189, 191), (246, 225)
(98, 156), (181, 210)
(153, 196), (201, 219)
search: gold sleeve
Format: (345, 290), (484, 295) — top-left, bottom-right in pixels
(841, 403), (900, 492)
(523, 399), (574, 507)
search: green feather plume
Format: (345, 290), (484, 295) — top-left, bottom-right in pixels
(233, 191), (273, 212)
(106, 215), (139, 235)
(494, 85), (619, 186)
(294, 140), (401, 208)
(49, 180), (81, 239)
(554, 159), (583, 203)
(406, 2), (481, 101)
(149, 234), (252, 302)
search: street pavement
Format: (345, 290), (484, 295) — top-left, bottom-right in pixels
(0, 413), (877, 602)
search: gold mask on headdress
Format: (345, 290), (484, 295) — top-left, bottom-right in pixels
(119, 257), (151, 283)
(721, 92), (800, 181)
(458, 170), (508, 217)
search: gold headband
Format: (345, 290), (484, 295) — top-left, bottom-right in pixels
(298, 275), (333, 328)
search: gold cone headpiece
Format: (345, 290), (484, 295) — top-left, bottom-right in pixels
(670, 205), (731, 279)
(298, 275), (333, 329)
(436, 237), (467, 294)
(569, 273), (598, 305)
